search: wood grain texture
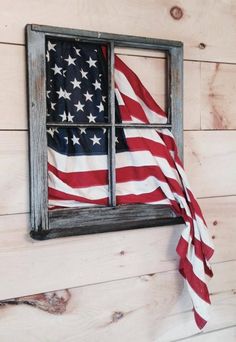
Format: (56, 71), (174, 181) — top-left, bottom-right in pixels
(200, 62), (236, 130)
(0, 290), (71, 315)
(184, 130), (236, 198)
(0, 132), (28, 215)
(1, 0), (236, 63)
(184, 61), (201, 130)
(47, 204), (181, 235)
(0, 44), (26, 129)
(27, 27), (48, 231)
(0, 260), (234, 342)
(0, 211), (182, 300)
(0, 194), (234, 301)
(199, 196), (236, 263)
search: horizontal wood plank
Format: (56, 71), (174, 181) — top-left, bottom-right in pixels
(1, 1), (236, 63)
(184, 130), (236, 198)
(0, 260), (234, 342)
(200, 62), (236, 130)
(0, 194), (235, 300)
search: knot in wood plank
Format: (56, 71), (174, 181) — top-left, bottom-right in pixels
(199, 43), (206, 49)
(111, 311), (124, 322)
(170, 6), (184, 20)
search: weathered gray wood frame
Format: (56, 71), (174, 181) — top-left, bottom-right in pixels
(26, 24), (184, 240)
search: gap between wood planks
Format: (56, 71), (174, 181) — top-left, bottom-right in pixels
(1, 41), (236, 66)
(172, 324), (236, 342)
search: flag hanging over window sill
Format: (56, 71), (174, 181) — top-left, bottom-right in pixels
(46, 38), (214, 330)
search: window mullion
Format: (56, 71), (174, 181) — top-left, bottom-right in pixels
(108, 41), (116, 207)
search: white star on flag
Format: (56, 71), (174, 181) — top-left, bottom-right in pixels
(80, 128), (87, 134)
(90, 134), (101, 145)
(47, 127), (58, 137)
(50, 102), (56, 110)
(65, 55), (76, 65)
(64, 90), (71, 100)
(80, 68), (88, 79)
(87, 113), (96, 122)
(97, 102), (104, 112)
(74, 47), (81, 56)
(67, 112), (74, 122)
(92, 80), (101, 90)
(56, 88), (71, 100)
(51, 64), (62, 75)
(74, 101), (85, 112)
(84, 91), (93, 102)
(48, 41), (56, 52)
(71, 78), (81, 89)
(71, 135), (80, 145)
(59, 111), (67, 122)
(86, 57), (97, 68)
(46, 51), (50, 62)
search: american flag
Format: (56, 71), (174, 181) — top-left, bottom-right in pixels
(46, 39), (214, 329)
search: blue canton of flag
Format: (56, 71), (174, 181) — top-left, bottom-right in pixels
(46, 39), (109, 156)
(46, 39), (127, 156)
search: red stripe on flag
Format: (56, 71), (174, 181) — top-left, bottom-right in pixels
(49, 188), (108, 205)
(48, 163), (108, 188)
(117, 187), (167, 204)
(126, 137), (179, 169)
(118, 93), (149, 123)
(194, 309), (207, 330)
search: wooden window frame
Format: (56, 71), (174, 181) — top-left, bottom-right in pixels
(26, 24), (184, 240)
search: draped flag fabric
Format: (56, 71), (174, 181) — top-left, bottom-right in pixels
(46, 39), (214, 329)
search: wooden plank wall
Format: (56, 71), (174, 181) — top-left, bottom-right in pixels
(0, 1), (235, 341)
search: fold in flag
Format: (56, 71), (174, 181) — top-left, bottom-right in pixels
(46, 39), (214, 329)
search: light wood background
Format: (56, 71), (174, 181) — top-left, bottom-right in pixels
(0, 1), (235, 341)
